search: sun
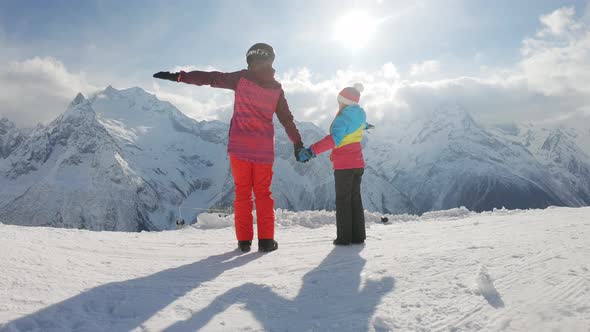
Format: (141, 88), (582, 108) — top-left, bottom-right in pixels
(332, 11), (378, 49)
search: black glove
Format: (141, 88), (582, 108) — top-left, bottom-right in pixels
(153, 71), (179, 82)
(294, 142), (305, 161)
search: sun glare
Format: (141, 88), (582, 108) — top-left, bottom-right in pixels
(333, 11), (378, 49)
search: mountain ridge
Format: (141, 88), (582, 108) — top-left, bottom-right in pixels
(1, 86), (588, 231)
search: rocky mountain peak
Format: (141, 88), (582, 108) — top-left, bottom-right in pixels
(0, 117), (17, 133)
(71, 93), (87, 107)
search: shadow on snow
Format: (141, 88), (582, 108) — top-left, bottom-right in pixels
(3, 246), (395, 331)
(3, 250), (258, 331)
(165, 245), (395, 331)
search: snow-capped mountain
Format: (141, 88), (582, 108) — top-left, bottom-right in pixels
(0, 88), (229, 231)
(1, 88), (589, 231)
(0, 118), (27, 159)
(365, 104), (587, 212)
(0, 86), (412, 231)
(492, 123), (590, 205)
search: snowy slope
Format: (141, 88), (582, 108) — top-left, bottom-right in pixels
(1, 206), (589, 331)
(573, 127), (590, 157)
(365, 104), (573, 213)
(492, 123), (590, 205)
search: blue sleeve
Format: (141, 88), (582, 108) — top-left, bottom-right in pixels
(329, 114), (349, 147)
(329, 106), (367, 146)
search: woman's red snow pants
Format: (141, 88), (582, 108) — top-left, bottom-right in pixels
(230, 154), (275, 241)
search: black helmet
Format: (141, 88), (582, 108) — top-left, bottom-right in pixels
(246, 43), (275, 65)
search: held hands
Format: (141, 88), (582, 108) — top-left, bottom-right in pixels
(153, 71), (179, 82)
(294, 143), (312, 163)
(297, 147), (316, 163)
(294, 142), (305, 161)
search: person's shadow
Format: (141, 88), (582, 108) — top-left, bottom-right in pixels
(165, 246), (395, 331)
(2, 250), (259, 332)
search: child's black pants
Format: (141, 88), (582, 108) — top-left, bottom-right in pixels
(334, 168), (365, 243)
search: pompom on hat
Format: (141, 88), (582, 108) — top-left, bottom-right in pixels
(337, 83), (364, 105)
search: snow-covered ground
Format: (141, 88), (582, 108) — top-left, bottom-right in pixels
(1, 207), (589, 332)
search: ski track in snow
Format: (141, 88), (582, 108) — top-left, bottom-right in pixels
(0, 207), (589, 331)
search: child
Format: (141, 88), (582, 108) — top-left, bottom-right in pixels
(153, 43), (304, 252)
(298, 84), (372, 245)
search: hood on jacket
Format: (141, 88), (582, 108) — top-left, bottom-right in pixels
(246, 65), (280, 89)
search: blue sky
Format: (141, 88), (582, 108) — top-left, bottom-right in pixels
(1, 0), (589, 128)
(1, 0), (585, 74)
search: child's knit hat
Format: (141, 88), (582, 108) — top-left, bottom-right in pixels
(337, 83), (364, 105)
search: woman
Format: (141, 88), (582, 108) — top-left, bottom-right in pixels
(153, 43), (305, 252)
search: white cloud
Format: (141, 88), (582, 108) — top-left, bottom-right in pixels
(2, 5), (589, 135)
(171, 65), (218, 73)
(155, 12), (590, 130)
(0, 57), (96, 126)
(276, 7), (590, 129)
(279, 69), (583, 132)
(521, 7), (590, 96)
(410, 60), (440, 76)
(278, 66), (406, 130)
(537, 7), (581, 36)
(150, 80), (235, 123)
(382, 62), (400, 80)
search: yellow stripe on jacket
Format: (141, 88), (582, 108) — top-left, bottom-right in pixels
(336, 124), (365, 148)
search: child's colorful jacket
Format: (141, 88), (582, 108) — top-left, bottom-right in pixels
(310, 104), (368, 170)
